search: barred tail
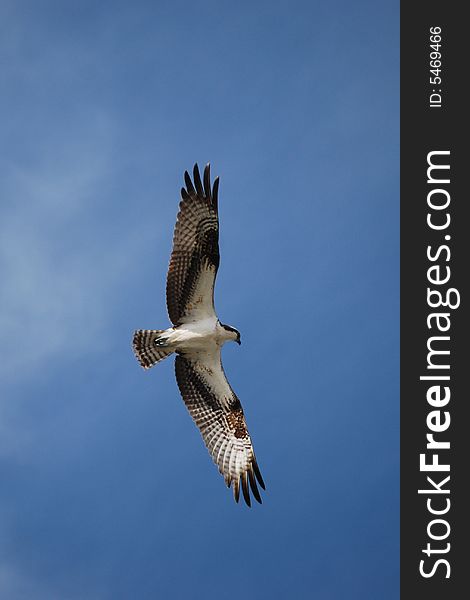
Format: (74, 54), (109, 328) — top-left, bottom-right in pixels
(132, 329), (174, 370)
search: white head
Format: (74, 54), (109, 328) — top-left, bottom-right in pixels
(221, 323), (241, 345)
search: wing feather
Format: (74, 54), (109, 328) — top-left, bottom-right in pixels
(174, 353), (264, 506)
(166, 164), (219, 325)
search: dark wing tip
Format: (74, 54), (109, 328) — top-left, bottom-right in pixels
(233, 478), (240, 503)
(181, 187), (190, 200)
(241, 473), (251, 507)
(184, 170), (195, 195)
(183, 163), (218, 206)
(248, 468), (262, 504)
(193, 163), (204, 196)
(203, 163), (211, 199)
(230, 468), (263, 506)
(252, 458), (266, 490)
(212, 176), (219, 212)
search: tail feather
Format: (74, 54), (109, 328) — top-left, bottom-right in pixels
(132, 329), (174, 369)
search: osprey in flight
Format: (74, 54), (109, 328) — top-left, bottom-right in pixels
(132, 164), (265, 506)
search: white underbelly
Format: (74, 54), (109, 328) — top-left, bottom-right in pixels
(168, 318), (219, 350)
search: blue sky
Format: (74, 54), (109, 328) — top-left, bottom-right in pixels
(0, 1), (399, 598)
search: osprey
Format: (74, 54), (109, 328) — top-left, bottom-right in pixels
(132, 163), (265, 506)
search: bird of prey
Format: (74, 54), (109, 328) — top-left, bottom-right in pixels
(132, 163), (265, 506)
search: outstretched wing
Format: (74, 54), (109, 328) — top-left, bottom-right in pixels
(174, 352), (265, 506)
(166, 164), (220, 325)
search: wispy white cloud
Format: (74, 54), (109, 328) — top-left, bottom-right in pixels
(0, 561), (104, 600)
(0, 564), (44, 600)
(0, 114), (156, 383)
